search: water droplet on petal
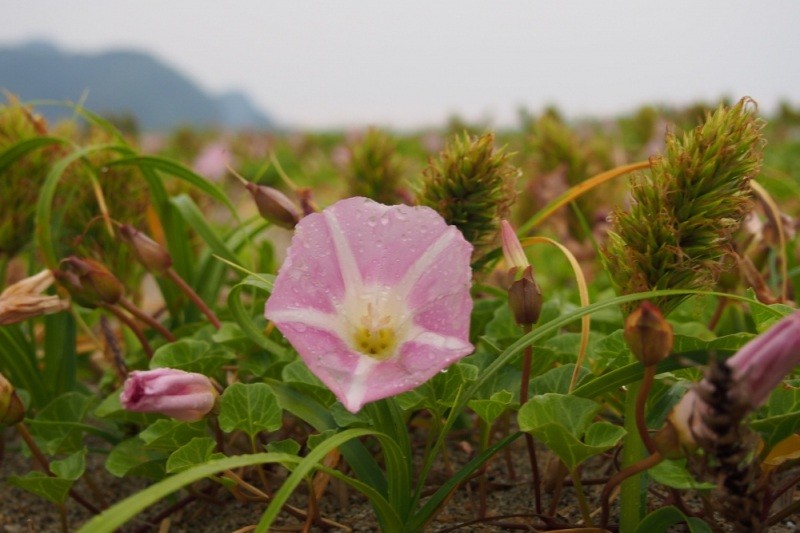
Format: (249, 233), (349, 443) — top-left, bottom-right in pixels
(367, 216), (378, 227)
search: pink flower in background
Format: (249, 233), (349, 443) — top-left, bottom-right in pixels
(193, 142), (232, 182)
(121, 368), (218, 422)
(265, 197), (474, 413)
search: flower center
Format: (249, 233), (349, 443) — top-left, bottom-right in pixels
(352, 303), (398, 360)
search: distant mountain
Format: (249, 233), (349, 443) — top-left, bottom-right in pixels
(0, 40), (275, 131)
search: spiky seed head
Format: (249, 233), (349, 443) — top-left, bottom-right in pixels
(602, 98), (765, 315)
(418, 132), (519, 265)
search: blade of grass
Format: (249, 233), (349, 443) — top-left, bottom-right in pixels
(106, 156), (237, 214)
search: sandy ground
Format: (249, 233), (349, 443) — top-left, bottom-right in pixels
(2, 428), (798, 532)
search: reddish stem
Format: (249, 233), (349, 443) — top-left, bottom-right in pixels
(118, 297), (176, 341)
(101, 303), (154, 358)
(165, 267), (221, 329)
(519, 324), (542, 514)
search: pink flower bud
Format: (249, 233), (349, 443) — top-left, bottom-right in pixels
(500, 220), (528, 272)
(119, 225), (173, 273)
(120, 368), (218, 422)
(500, 221), (542, 326)
(56, 257), (124, 307)
(245, 183), (301, 229)
(726, 310), (800, 409)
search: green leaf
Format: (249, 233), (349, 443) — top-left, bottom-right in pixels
(227, 275), (287, 357)
(266, 439), (301, 456)
(105, 438), (167, 479)
(749, 291), (795, 332)
(432, 362), (479, 407)
(166, 437), (224, 473)
(307, 429), (337, 451)
(27, 392), (94, 454)
(468, 390), (513, 423)
(149, 339), (233, 375)
(752, 384), (800, 449)
(592, 330), (633, 374)
(584, 421), (626, 449)
(519, 393), (599, 434)
(51, 448), (87, 480)
(518, 394), (624, 469)
(42, 312), (77, 401)
(211, 322), (252, 351)
(530, 364), (589, 396)
(649, 459), (715, 490)
(0, 323), (47, 407)
(469, 298), (503, 345)
(218, 382), (282, 439)
(268, 380), (387, 496)
(8, 472), (75, 504)
(635, 506), (712, 533)
(139, 419), (208, 451)
(170, 194), (240, 266)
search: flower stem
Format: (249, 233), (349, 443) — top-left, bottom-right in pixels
(619, 379), (647, 530)
(601, 451), (664, 529)
(101, 303), (154, 358)
(478, 418), (492, 518)
(570, 468), (594, 527)
(636, 365), (659, 454)
(519, 324), (541, 513)
(165, 267), (221, 329)
(118, 297), (176, 341)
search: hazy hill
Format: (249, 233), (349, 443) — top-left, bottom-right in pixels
(0, 41), (275, 131)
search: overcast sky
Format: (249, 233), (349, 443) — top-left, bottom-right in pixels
(3, 1), (799, 129)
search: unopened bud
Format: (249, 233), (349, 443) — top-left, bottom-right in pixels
(56, 257), (124, 307)
(119, 224), (173, 273)
(624, 301), (673, 366)
(508, 266), (543, 326)
(121, 368), (218, 422)
(0, 372), (25, 427)
(245, 183), (300, 229)
(500, 220), (543, 326)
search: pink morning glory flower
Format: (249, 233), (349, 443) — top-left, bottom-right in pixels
(265, 197), (474, 413)
(121, 368), (218, 422)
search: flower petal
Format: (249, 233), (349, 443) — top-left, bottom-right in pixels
(266, 210), (346, 316)
(326, 197), (462, 288)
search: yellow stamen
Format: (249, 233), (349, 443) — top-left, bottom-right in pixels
(353, 326), (397, 360)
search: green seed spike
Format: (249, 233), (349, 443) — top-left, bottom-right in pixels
(418, 132), (519, 266)
(602, 98), (765, 316)
(0, 96), (54, 258)
(345, 128), (406, 205)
